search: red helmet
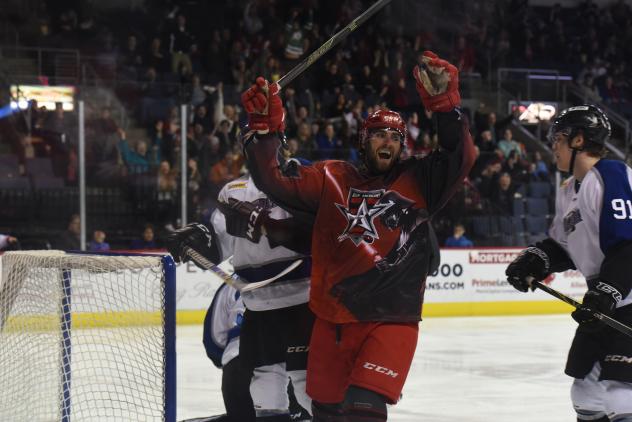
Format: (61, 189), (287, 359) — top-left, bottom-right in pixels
(360, 109), (407, 146)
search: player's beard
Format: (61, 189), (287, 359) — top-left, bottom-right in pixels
(364, 144), (401, 175)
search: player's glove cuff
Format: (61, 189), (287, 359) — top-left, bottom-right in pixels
(523, 247), (550, 273)
(505, 246), (550, 293)
(572, 283), (618, 327)
(593, 280), (623, 304)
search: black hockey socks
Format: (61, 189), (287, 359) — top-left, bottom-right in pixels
(342, 385), (387, 421)
(312, 401), (345, 422)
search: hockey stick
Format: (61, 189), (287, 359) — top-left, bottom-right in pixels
(182, 246), (303, 292)
(277, 0), (392, 89)
(530, 279), (632, 338)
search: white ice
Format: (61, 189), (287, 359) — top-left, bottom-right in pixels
(177, 314), (578, 422)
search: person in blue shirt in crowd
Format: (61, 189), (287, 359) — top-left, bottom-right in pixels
(444, 223), (474, 247)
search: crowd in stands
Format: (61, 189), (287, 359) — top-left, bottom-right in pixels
(452, 0), (632, 118)
(4, 0), (630, 248)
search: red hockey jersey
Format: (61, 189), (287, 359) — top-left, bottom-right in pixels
(245, 110), (475, 323)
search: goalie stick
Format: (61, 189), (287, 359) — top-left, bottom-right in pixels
(277, 0), (391, 89)
(529, 278), (632, 338)
(182, 246), (303, 292)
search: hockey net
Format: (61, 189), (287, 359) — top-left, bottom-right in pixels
(0, 251), (176, 421)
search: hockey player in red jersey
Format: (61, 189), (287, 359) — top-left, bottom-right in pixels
(241, 51), (475, 421)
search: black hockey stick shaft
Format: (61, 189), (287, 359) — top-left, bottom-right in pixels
(532, 280), (632, 338)
(277, 0), (392, 89)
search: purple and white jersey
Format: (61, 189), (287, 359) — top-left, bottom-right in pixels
(211, 175), (310, 311)
(549, 159), (632, 307)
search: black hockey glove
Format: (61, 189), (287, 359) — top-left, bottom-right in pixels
(217, 198), (268, 243)
(506, 247), (550, 292)
(164, 223), (220, 267)
(571, 281), (620, 328)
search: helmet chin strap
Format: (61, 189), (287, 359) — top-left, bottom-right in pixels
(567, 132), (587, 192)
(568, 147), (578, 178)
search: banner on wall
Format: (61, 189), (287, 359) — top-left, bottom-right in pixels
(174, 248), (589, 311)
(425, 248), (587, 303)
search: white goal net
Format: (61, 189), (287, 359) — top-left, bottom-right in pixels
(0, 251), (176, 422)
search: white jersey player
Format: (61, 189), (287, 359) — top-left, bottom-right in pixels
(506, 105), (632, 422)
(167, 172), (313, 422)
(200, 284), (255, 422)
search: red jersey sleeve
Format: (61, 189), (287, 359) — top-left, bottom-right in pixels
(244, 133), (325, 222)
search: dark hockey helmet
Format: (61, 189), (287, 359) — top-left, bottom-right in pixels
(547, 104), (611, 147)
(359, 109), (407, 148)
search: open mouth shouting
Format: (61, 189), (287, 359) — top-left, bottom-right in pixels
(377, 148), (393, 160)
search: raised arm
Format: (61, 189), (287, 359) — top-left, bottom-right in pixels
(241, 77), (324, 221)
(410, 51), (477, 215)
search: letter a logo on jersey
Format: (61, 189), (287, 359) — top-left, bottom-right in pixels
(335, 188), (394, 245)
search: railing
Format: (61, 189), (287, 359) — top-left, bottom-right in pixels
(496, 68), (572, 111)
(0, 45), (80, 83)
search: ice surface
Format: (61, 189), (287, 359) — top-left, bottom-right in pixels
(177, 314), (577, 422)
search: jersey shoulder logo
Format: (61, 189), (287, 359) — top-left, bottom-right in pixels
(227, 181), (248, 190)
(563, 208), (583, 234)
(335, 188), (394, 245)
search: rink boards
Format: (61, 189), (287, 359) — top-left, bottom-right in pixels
(173, 247), (584, 323)
(0, 248), (585, 326)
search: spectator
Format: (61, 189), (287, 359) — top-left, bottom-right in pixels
(157, 160), (178, 194)
(118, 34), (143, 80)
(140, 67), (164, 99)
(169, 14), (195, 74)
(531, 151), (550, 180)
(497, 128), (524, 159)
(390, 77), (409, 110)
(88, 230), (110, 252)
(117, 129), (159, 174)
(475, 109), (515, 143)
(502, 150), (529, 183)
(406, 112), (420, 143)
(445, 223), (474, 247)
(477, 129), (498, 153)
(130, 224), (158, 249)
(209, 151), (243, 189)
(295, 122), (316, 159)
(156, 160), (178, 227)
(187, 158), (202, 194)
(0, 233), (18, 250)
(145, 37), (169, 74)
(243, 0), (263, 35)
(284, 10), (308, 60)
(193, 105), (212, 132)
(287, 138), (300, 156)
(89, 107), (119, 163)
(316, 123), (342, 159)
(453, 35), (475, 73)
(189, 74), (208, 107)
(490, 172), (520, 215)
(56, 214), (81, 250)
(476, 158), (502, 198)
(409, 131), (435, 158)
(199, 134), (223, 180)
